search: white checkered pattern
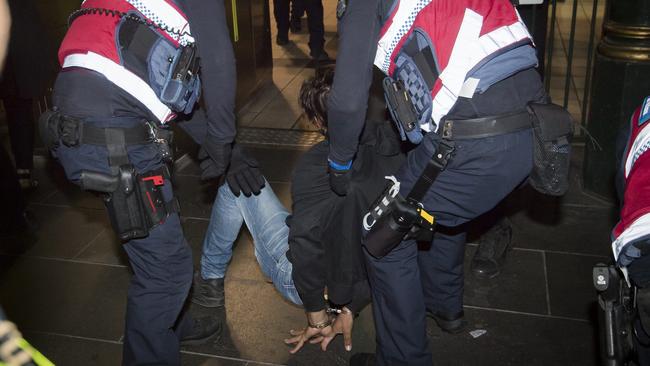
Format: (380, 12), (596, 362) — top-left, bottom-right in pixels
(374, 0), (432, 74)
(127, 0), (194, 46)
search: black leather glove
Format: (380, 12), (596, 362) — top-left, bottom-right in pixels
(328, 159), (352, 196)
(199, 140), (232, 181)
(226, 145), (265, 197)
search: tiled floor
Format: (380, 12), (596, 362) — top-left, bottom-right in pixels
(0, 1), (615, 365)
(0, 142), (612, 365)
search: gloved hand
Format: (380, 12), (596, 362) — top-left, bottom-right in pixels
(226, 145), (265, 197)
(198, 139), (232, 181)
(328, 159), (352, 196)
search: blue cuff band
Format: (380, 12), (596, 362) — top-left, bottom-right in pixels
(328, 159), (353, 171)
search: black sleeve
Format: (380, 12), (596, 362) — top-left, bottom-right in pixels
(286, 143), (336, 312)
(346, 280), (371, 314)
(183, 0), (237, 144)
(326, 0), (381, 165)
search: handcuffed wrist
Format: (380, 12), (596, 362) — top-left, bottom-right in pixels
(308, 317), (332, 329)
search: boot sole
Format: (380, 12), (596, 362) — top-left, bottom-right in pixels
(180, 326), (222, 347)
(428, 313), (468, 334)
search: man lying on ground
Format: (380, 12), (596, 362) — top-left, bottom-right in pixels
(191, 66), (405, 352)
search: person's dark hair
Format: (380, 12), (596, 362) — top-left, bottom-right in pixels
(299, 65), (335, 131)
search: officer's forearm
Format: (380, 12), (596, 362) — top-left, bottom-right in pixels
(184, 0), (237, 144)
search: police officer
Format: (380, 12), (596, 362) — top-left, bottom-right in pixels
(273, 0), (328, 61)
(326, 0), (548, 364)
(46, 0), (264, 364)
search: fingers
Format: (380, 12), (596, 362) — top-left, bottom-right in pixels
(226, 174), (242, 197)
(309, 336), (324, 344)
(343, 326), (352, 352)
(343, 313), (354, 351)
(238, 169), (256, 197)
(284, 328), (310, 354)
(289, 338), (305, 354)
(239, 168), (263, 196)
(320, 335), (334, 351)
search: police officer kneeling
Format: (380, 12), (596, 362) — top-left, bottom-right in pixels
(40, 0), (264, 364)
(325, 0), (573, 365)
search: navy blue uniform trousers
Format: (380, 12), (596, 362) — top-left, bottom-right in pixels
(273, 0), (325, 55)
(365, 68), (547, 366)
(54, 117), (193, 366)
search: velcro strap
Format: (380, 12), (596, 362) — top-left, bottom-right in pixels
(80, 123), (152, 146)
(441, 110), (531, 140)
(407, 139), (455, 203)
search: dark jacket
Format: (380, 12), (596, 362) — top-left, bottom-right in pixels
(287, 120), (405, 312)
(1, 0), (56, 98)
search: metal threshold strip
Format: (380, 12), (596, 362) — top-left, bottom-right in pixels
(235, 127), (324, 149)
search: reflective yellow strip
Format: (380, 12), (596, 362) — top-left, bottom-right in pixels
(231, 0), (239, 42)
(419, 209), (434, 225)
(17, 339), (55, 366)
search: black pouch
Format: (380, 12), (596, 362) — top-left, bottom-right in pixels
(527, 103), (574, 196)
(383, 77), (423, 144)
(137, 171), (169, 227)
(364, 196), (419, 258)
(38, 109), (63, 150)
(103, 165), (150, 241)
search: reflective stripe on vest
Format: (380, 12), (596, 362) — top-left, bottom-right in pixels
(63, 52), (173, 122)
(613, 106), (650, 263)
(375, 2), (532, 132)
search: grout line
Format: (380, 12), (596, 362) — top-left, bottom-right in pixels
(178, 351), (286, 366)
(462, 304), (589, 323)
(542, 251), (552, 315)
(512, 246), (609, 259)
(28, 330), (122, 345)
(1, 253), (128, 269)
(465, 242), (610, 259)
(72, 229), (106, 260)
(27, 331), (286, 365)
(559, 202), (613, 209)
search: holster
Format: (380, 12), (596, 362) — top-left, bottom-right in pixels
(363, 175), (437, 259)
(80, 165), (176, 241)
(594, 264), (635, 366)
(364, 193), (434, 258)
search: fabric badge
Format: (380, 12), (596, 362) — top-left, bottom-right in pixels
(639, 96), (650, 126)
(336, 0), (347, 20)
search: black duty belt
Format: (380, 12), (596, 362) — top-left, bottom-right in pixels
(440, 110), (531, 140)
(60, 119), (153, 147)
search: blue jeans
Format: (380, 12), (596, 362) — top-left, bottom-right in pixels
(201, 181), (302, 306)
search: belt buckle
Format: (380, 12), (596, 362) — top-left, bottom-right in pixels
(442, 120), (453, 139)
(145, 121), (164, 144)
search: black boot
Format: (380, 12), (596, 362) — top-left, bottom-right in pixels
(470, 217), (513, 279)
(191, 272), (225, 308)
(276, 34), (289, 46)
(428, 310), (467, 334)
(179, 315), (223, 346)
